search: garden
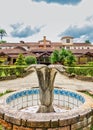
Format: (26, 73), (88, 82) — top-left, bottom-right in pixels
(0, 54), (37, 80)
(0, 49), (93, 80)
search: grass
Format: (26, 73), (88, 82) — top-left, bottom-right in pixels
(0, 90), (13, 97)
(82, 91), (93, 98)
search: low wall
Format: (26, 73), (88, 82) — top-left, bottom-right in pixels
(0, 107), (93, 130)
(0, 88), (93, 130)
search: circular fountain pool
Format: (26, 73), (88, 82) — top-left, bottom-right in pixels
(5, 87), (85, 112)
(0, 87), (93, 130)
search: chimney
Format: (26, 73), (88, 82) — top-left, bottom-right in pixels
(43, 36), (46, 49)
(43, 36), (46, 41)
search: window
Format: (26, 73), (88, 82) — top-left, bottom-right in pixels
(66, 39), (70, 43)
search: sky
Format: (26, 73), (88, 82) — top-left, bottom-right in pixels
(0, 0), (93, 43)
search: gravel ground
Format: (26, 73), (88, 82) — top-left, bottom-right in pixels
(0, 72), (93, 93)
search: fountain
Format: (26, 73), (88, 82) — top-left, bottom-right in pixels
(0, 64), (93, 130)
(29, 64), (62, 113)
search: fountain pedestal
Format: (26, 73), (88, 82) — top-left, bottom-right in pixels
(27, 64), (65, 113)
(36, 65), (57, 112)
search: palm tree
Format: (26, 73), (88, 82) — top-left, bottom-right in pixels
(0, 29), (7, 40)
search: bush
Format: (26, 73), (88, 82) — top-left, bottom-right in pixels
(25, 56), (37, 65)
(88, 62), (93, 66)
(0, 59), (4, 64)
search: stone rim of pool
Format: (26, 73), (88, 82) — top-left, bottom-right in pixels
(0, 87), (93, 129)
(0, 87), (92, 118)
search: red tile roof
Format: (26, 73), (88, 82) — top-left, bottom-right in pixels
(70, 49), (93, 54)
(0, 48), (27, 54)
(61, 36), (74, 40)
(73, 43), (93, 46)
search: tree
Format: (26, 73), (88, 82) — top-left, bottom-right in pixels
(0, 40), (6, 44)
(0, 29), (7, 40)
(50, 48), (76, 66)
(85, 40), (91, 44)
(25, 56), (37, 65)
(64, 53), (76, 66)
(15, 53), (26, 65)
(50, 50), (60, 64)
(59, 48), (70, 64)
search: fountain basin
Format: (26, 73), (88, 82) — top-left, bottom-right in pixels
(0, 87), (93, 130)
(5, 87), (85, 111)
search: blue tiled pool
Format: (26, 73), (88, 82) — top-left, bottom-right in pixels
(6, 87), (85, 111)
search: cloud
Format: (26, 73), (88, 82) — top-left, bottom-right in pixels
(86, 15), (93, 22)
(32, 0), (82, 5)
(10, 23), (43, 38)
(59, 25), (93, 42)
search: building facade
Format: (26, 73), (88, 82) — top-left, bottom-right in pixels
(0, 36), (93, 65)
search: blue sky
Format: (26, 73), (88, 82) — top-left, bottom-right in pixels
(0, 0), (93, 43)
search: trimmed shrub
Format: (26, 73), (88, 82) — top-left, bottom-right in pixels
(0, 68), (3, 76)
(88, 62), (93, 66)
(0, 66), (26, 77)
(3, 68), (10, 76)
(9, 68), (16, 76)
(16, 66), (25, 76)
(66, 67), (93, 77)
(25, 56), (37, 65)
(66, 67), (75, 74)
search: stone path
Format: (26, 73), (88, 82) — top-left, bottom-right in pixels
(0, 72), (93, 93)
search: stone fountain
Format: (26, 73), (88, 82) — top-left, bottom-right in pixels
(0, 64), (93, 130)
(27, 64), (64, 113)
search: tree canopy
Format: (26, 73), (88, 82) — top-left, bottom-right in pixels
(25, 56), (37, 65)
(50, 48), (76, 66)
(15, 53), (26, 65)
(0, 29), (7, 40)
(85, 40), (91, 44)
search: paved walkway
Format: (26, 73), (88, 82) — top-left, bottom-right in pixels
(0, 72), (93, 93)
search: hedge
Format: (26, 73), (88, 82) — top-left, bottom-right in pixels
(0, 66), (27, 77)
(66, 67), (93, 76)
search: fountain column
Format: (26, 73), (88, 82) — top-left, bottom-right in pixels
(36, 65), (57, 112)
(26, 64), (65, 113)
